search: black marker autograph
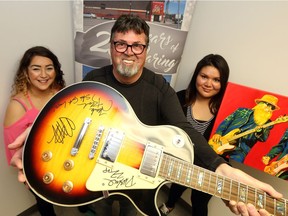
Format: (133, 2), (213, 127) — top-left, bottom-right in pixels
(48, 117), (75, 144)
(102, 167), (136, 188)
(86, 96), (112, 116)
(54, 94), (113, 116)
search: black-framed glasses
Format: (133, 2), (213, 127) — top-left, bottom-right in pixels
(113, 41), (146, 55)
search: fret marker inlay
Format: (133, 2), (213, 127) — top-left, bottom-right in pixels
(197, 171), (204, 187)
(276, 200), (285, 216)
(177, 163), (183, 179)
(257, 194), (264, 208)
(168, 160), (174, 177)
(239, 186), (247, 202)
(217, 179), (223, 194)
(186, 168), (192, 183)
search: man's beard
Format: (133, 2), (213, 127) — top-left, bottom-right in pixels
(117, 63), (138, 77)
(253, 109), (272, 125)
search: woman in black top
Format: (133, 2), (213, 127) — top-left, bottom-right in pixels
(161, 54), (230, 216)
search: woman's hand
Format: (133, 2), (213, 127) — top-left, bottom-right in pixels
(8, 127), (31, 183)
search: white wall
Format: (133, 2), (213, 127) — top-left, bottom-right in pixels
(0, 1), (287, 216)
(0, 1), (74, 215)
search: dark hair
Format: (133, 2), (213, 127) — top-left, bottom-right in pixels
(185, 54), (230, 115)
(110, 14), (150, 45)
(12, 46), (65, 96)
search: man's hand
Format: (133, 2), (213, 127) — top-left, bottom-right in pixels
(216, 163), (283, 216)
(210, 133), (222, 143)
(227, 201), (275, 216)
(8, 127), (30, 183)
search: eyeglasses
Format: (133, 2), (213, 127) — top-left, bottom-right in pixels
(259, 102), (275, 110)
(113, 41), (146, 55)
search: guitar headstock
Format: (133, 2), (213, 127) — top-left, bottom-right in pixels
(275, 115), (288, 123)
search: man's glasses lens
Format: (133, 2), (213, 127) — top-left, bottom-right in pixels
(113, 41), (146, 55)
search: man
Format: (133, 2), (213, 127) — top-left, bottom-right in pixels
(9, 15), (282, 216)
(210, 94), (279, 162)
(262, 128), (288, 180)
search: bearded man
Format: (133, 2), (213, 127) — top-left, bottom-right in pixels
(262, 128), (288, 180)
(210, 94), (279, 162)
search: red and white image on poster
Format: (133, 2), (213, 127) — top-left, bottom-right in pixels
(209, 82), (288, 181)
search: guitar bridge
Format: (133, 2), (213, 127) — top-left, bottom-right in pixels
(140, 143), (163, 178)
(89, 126), (105, 159)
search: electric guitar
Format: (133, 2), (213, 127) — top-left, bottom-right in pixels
(209, 116), (288, 155)
(264, 154), (288, 176)
(23, 81), (287, 216)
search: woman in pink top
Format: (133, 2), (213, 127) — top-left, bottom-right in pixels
(3, 46), (65, 216)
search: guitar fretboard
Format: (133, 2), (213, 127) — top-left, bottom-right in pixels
(159, 154), (287, 216)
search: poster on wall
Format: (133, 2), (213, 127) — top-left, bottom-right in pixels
(209, 82), (288, 181)
(73, 0), (196, 87)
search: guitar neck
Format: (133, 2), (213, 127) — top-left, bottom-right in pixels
(227, 120), (280, 142)
(159, 154), (287, 215)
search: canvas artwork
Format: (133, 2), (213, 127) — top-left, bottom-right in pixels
(209, 82), (288, 181)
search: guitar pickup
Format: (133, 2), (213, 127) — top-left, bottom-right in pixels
(140, 143), (163, 178)
(100, 129), (125, 162)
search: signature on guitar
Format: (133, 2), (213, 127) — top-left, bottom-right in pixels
(102, 167), (136, 188)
